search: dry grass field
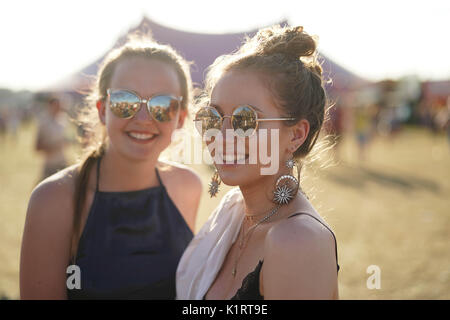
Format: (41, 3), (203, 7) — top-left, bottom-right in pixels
(0, 120), (449, 299)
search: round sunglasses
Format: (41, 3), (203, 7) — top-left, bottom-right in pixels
(107, 88), (183, 122)
(194, 105), (296, 137)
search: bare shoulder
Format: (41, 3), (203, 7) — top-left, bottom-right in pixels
(265, 212), (336, 254)
(25, 164), (81, 236)
(21, 164), (82, 299)
(29, 164), (79, 215)
(157, 160), (203, 231)
(262, 212), (338, 299)
(157, 160), (202, 192)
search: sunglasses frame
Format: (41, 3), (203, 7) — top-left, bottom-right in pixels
(106, 88), (183, 121)
(194, 104), (296, 137)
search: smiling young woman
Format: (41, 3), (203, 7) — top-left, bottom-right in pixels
(177, 25), (339, 300)
(20, 32), (202, 300)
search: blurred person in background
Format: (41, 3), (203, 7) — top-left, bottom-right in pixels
(325, 103), (345, 160)
(0, 108), (6, 143)
(35, 95), (69, 180)
(433, 101), (449, 138)
(447, 98), (450, 148)
(353, 105), (376, 162)
(8, 106), (20, 141)
(20, 32), (201, 299)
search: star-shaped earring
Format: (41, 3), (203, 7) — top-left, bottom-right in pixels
(208, 170), (221, 197)
(273, 184), (294, 205)
(285, 158), (297, 169)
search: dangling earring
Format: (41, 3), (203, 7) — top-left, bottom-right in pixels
(273, 158), (300, 205)
(208, 169), (221, 197)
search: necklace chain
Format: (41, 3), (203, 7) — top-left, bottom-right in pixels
(232, 204), (281, 277)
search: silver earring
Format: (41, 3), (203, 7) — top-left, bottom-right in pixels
(208, 169), (221, 197)
(273, 158), (300, 205)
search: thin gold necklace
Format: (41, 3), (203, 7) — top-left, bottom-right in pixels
(232, 204), (281, 277)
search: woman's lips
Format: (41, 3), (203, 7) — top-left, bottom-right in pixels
(126, 131), (158, 144)
(216, 153), (249, 165)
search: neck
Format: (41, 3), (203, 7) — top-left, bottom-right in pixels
(239, 165), (294, 218)
(99, 146), (160, 191)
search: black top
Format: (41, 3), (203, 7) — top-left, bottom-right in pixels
(230, 212), (340, 300)
(67, 157), (193, 299)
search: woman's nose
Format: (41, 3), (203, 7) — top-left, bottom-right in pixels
(134, 103), (153, 121)
(221, 116), (237, 153)
(221, 116), (232, 135)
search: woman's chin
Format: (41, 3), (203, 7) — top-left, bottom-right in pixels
(116, 145), (160, 162)
(217, 166), (257, 187)
(113, 136), (169, 162)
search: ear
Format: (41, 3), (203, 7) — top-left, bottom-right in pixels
(288, 119), (310, 154)
(176, 109), (188, 129)
(96, 99), (106, 125)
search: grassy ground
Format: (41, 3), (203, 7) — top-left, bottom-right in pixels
(0, 121), (448, 299)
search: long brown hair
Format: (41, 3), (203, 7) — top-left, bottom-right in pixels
(70, 32), (192, 262)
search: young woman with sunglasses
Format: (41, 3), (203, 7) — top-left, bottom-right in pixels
(177, 25), (339, 300)
(20, 33), (202, 299)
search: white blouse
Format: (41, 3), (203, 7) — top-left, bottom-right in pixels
(176, 187), (245, 300)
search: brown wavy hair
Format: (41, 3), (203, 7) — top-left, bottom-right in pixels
(70, 32), (192, 262)
(201, 25), (331, 160)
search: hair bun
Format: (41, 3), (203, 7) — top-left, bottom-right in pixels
(256, 25), (316, 60)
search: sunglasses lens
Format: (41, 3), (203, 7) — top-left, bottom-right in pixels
(232, 106), (257, 137)
(194, 107), (222, 136)
(109, 90), (141, 118)
(148, 95), (180, 122)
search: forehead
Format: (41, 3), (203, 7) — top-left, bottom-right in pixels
(211, 70), (279, 115)
(109, 57), (181, 96)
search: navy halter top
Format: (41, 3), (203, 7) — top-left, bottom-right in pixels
(67, 157), (193, 299)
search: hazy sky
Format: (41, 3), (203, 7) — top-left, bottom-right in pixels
(0, 0), (449, 91)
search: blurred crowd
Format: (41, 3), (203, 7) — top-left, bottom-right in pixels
(0, 77), (449, 177)
(324, 78), (450, 161)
